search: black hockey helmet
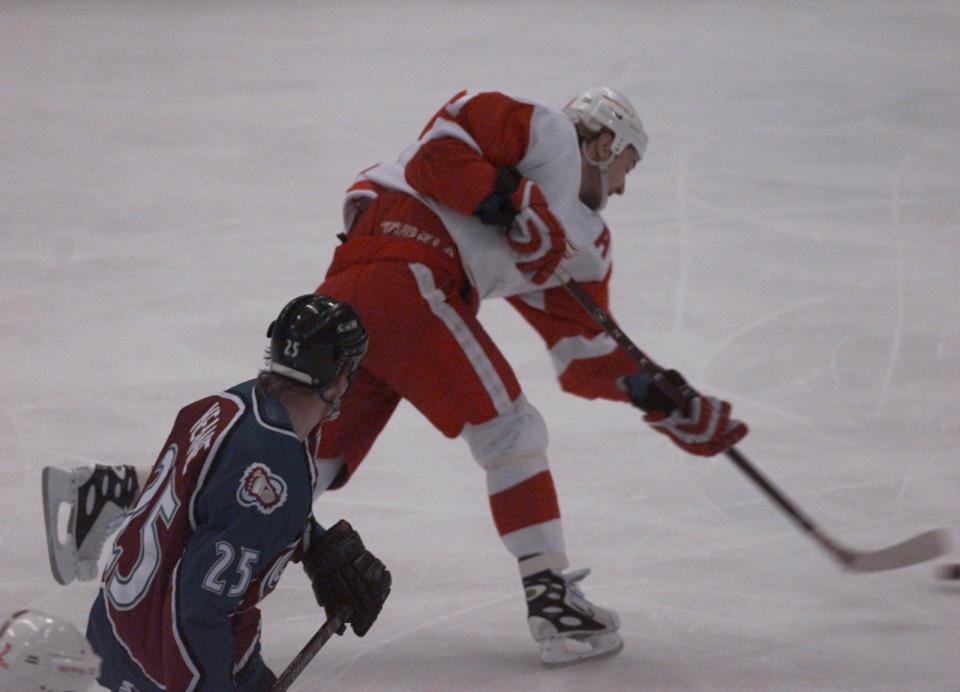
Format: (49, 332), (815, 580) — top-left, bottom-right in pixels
(266, 294), (368, 389)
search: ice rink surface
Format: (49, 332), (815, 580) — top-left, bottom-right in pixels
(2, 2), (959, 690)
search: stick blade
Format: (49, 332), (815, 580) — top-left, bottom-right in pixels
(843, 530), (951, 573)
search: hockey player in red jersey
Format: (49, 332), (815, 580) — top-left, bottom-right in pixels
(312, 87), (749, 666)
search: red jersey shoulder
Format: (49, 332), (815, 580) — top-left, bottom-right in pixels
(421, 91), (534, 167)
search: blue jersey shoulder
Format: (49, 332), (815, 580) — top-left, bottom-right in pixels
(195, 380), (314, 542)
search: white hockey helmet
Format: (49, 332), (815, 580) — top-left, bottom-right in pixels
(0, 610), (100, 692)
(563, 86), (648, 160)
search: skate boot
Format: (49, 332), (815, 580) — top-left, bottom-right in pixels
(42, 465), (139, 585)
(524, 567), (623, 667)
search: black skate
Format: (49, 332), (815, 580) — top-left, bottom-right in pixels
(42, 464), (139, 585)
(524, 568), (623, 667)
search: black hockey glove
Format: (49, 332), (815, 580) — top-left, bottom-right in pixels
(622, 369), (696, 415)
(303, 519), (391, 637)
(473, 165), (523, 226)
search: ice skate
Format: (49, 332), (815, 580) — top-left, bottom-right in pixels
(42, 464), (139, 585)
(524, 567), (623, 667)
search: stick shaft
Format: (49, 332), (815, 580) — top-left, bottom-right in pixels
(554, 267), (952, 571)
(553, 267), (829, 539)
(271, 607), (351, 692)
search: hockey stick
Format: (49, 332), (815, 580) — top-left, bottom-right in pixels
(271, 606), (352, 692)
(553, 264), (949, 573)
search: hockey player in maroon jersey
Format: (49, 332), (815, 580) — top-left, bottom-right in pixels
(73, 295), (391, 691)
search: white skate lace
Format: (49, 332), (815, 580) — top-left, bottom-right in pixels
(81, 511), (127, 560)
(105, 512), (127, 535)
(563, 568), (591, 601)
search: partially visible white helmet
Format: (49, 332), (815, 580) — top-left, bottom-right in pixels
(563, 86), (648, 160)
(0, 610), (100, 692)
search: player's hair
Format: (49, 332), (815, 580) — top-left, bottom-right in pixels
(256, 370), (319, 399)
(571, 120), (609, 145)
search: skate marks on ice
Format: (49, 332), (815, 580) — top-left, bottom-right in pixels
(654, 133), (954, 562)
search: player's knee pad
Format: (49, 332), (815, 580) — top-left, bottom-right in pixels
(460, 394), (548, 468)
(483, 450), (552, 498)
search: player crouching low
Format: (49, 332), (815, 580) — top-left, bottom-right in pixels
(43, 295), (391, 691)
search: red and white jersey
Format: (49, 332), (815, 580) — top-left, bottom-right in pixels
(337, 90), (638, 402)
(345, 90), (612, 300)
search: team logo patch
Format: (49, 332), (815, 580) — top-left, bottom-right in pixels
(237, 463), (287, 515)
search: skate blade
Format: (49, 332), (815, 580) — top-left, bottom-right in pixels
(539, 632), (624, 668)
(41, 466), (78, 585)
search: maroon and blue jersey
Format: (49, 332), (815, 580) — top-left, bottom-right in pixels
(89, 380), (321, 691)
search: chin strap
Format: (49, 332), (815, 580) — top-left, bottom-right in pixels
(579, 141), (614, 210)
(318, 389), (342, 422)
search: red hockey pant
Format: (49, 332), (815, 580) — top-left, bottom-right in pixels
(316, 258), (565, 568)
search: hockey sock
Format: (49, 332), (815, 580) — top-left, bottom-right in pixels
(484, 454), (568, 576)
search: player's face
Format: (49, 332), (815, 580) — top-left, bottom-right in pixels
(579, 135), (641, 210)
(319, 370), (351, 422)
(604, 145), (641, 198)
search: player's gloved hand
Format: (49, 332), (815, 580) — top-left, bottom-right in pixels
(623, 370), (748, 457)
(506, 178), (569, 284)
(473, 166), (568, 285)
(303, 519), (392, 637)
(624, 369), (695, 415)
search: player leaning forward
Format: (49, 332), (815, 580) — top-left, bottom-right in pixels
(44, 89), (747, 668)
(44, 295), (391, 691)
(313, 87), (749, 665)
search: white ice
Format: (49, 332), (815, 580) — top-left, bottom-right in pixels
(2, 2), (959, 690)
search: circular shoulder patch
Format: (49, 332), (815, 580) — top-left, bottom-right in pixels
(237, 463), (288, 515)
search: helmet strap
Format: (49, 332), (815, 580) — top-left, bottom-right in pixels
(318, 378), (346, 422)
(580, 140), (613, 211)
(318, 391), (342, 422)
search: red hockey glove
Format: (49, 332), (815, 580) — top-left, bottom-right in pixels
(506, 179), (568, 285)
(643, 396), (748, 457)
(624, 369), (748, 456)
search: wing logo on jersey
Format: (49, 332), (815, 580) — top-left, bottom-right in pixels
(237, 463), (288, 515)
